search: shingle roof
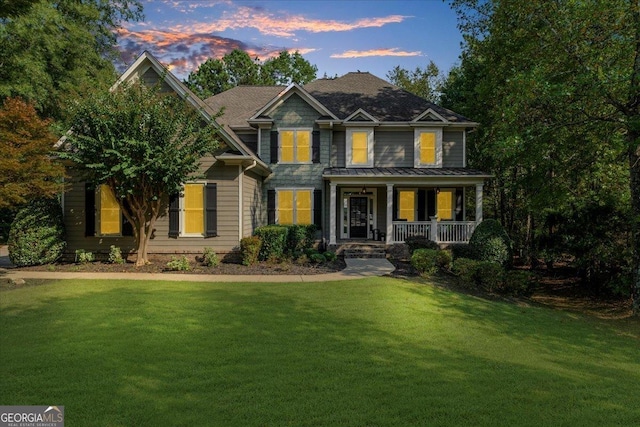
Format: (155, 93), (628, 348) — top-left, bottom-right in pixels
(205, 86), (284, 129)
(323, 167), (491, 177)
(304, 72), (472, 123)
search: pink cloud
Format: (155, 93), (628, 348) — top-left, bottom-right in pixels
(331, 48), (422, 59)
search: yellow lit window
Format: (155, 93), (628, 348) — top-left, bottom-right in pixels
(297, 131), (310, 162)
(296, 190), (312, 225)
(420, 132), (436, 164)
(281, 131), (294, 163)
(352, 132), (368, 164)
(184, 184), (204, 234)
(278, 190), (294, 224)
(437, 190), (454, 220)
(100, 185), (121, 235)
(398, 190), (415, 222)
(280, 130), (311, 163)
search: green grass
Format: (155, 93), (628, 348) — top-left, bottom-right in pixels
(1, 277), (639, 426)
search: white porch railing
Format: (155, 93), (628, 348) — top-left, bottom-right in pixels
(392, 221), (476, 244)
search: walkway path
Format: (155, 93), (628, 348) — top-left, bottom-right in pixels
(0, 246), (395, 283)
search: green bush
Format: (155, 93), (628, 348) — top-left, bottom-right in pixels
(286, 224), (317, 254)
(449, 243), (477, 260)
(405, 235), (438, 254)
(202, 247), (219, 267)
(240, 236), (261, 266)
(451, 257), (480, 288)
(469, 219), (512, 267)
(323, 251), (337, 262)
(75, 249), (95, 264)
(411, 248), (440, 277)
(254, 225), (288, 261)
(501, 270), (534, 296)
(8, 198), (66, 266)
(310, 252), (326, 263)
(475, 262), (504, 292)
(166, 255), (190, 271)
(108, 245), (125, 264)
(436, 250), (453, 270)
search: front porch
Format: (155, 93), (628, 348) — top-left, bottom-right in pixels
(392, 219), (476, 244)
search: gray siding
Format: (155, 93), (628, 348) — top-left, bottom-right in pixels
(238, 132), (258, 155)
(374, 130), (413, 167)
(443, 130), (464, 167)
(140, 67), (173, 93)
(63, 158), (242, 255)
(331, 131), (346, 168)
(243, 170), (263, 236)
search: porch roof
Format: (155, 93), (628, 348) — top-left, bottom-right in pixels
(323, 167), (491, 178)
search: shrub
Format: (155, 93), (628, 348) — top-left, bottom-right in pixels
(240, 236), (261, 266)
(411, 248), (440, 277)
(501, 270), (534, 296)
(469, 219), (513, 267)
(108, 245), (125, 264)
(8, 198), (66, 266)
(286, 224), (317, 254)
(310, 252), (326, 263)
(436, 250), (453, 270)
(475, 261), (504, 292)
(451, 257), (480, 287)
(323, 251), (337, 262)
(254, 225), (288, 261)
(405, 235), (438, 254)
(75, 249), (95, 264)
(166, 255), (190, 271)
(449, 243), (477, 260)
(202, 247), (219, 267)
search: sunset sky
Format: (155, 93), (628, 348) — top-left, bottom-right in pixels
(116, 0), (464, 82)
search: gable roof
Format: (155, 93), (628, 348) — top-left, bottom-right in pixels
(304, 72), (474, 123)
(205, 86), (284, 130)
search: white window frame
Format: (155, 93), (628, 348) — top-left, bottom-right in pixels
(179, 181), (206, 237)
(414, 128), (443, 168)
(278, 128), (313, 164)
(346, 128), (374, 168)
(276, 188), (314, 225)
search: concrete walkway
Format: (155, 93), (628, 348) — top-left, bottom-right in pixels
(0, 246), (395, 283)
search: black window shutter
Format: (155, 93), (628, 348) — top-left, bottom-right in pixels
(205, 183), (218, 237)
(168, 193), (180, 238)
(85, 183), (95, 237)
(267, 190), (276, 224)
(427, 190), (436, 218)
(313, 189), (322, 229)
(270, 131), (279, 163)
(455, 188), (464, 221)
(121, 199), (134, 236)
(312, 130), (321, 163)
(417, 189), (427, 221)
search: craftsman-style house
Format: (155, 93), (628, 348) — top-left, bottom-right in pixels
(61, 52), (489, 256)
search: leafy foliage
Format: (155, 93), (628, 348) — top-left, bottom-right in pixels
(75, 249), (95, 264)
(286, 224), (317, 255)
(108, 245), (125, 264)
(0, 98), (65, 208)
(254, 225), (288, 261)
(404, 235), (439, 254)
(410, 249), (440, 277)
(166, 255), (190, 271)
(240, 236), (261, 266)
(185, 49), (317, 98)
(469, 220), (512, 267)
(60, 80), (220, 266)
(386, 61), (444, 102)
(201, 247), (219, 267)
(8, 198), (66, 266)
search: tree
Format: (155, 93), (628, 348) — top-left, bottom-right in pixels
(447, 0), (640, 312)
(262, 50), (318, 86)
(61, 81), (220, 266)
(0, 97), (65, 209)
(386, 61), (444, 102)
(0, 0), (143, 120)
(185, 49), (317, 98)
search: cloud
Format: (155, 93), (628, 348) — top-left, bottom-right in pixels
(331, 48), (423, 59)
(169, 6), (408, 37)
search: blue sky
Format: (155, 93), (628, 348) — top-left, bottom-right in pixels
(117, 0), (464, 82)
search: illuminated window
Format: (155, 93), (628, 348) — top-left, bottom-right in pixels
(278, 189), (312, 225)
(398, 190), (415, 222)
(184, 184), (204, 234)
(99, 184), (121, 235)
(280, 129), (311, 163)
(347, 128), (374, 167)
(437, 189), (454, 220)
(414, 129), (442, 167)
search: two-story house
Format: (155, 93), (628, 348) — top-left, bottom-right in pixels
(61, 52), (489, 256)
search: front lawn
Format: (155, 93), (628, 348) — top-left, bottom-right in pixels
(1, 277), (639, 426)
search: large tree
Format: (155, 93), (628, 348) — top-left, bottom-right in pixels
(61, 82), (220, 266)
(0, 0), (143, 120)
(185, 49), (317, 98)
(447, 0), (640, 311)
(386, 61), (444, 102)
(0, 97), (65, 208)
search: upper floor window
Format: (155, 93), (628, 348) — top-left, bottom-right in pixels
(346, 128), (374, 167)
(280, 129), (311, 163)
(414, 129), (442, 168)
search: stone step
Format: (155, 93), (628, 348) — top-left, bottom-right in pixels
(343, 247), (387, 259)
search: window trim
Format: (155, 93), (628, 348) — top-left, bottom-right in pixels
(180, 182), (206, 237)
(346, 128), (374, 168)
(276, 188), (314, 225)
(414, 128), (443, 168)
(278, 128), (313, 164)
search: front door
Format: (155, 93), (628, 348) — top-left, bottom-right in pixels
(349, 196), (368, 238)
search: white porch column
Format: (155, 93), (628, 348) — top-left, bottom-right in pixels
(475, 183), (484, 224)
(329, 183), (337, 245)
(386, 184), (393, 244)
(430, 216), (439, 242)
